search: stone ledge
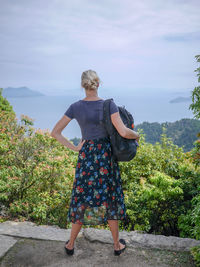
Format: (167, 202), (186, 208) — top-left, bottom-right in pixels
(83, 228), (200, 252)
(0, 220), (83, 242)
(0, 235), (17, 258)
(1, 220), (200, 253)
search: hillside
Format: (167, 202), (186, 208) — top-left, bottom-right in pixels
(2, 87), (44, 97)
(135, 118), (200, 152)
(169, 97), (191, 103)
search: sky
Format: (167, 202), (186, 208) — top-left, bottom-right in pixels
(0, 0), (199, 96)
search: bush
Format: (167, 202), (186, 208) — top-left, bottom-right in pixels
(178, 194), (200, 240)
(119, 129), (200, 236)
(0, 89), (78, 227)
(190, 245), (200, 267)
(123, 170), (184, 235)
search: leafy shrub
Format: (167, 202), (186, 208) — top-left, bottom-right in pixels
(189, 55), (200, 166)
(0, 89), (77, 227)
(178, 193), (200, 240)
(190, 245), (200, 267)
(0, 122), (77, 227)
(122, 170), (184, 235)
(120, 129), (200, 236)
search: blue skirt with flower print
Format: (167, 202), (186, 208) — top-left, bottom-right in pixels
(67, 136), (127, 225)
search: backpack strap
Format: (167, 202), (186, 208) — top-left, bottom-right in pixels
(102, 98), (114, 135)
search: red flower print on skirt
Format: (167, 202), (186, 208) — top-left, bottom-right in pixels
(67, 136), (127, 226)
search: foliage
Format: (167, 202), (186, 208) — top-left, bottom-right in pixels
(178, 193), (200, 240)
(190, 133), (200, 167)
(0, 88), (15, 113)
(0, 89), (77, 227)
(135, 122), (162, 144)
(119, 129), (200, 236)
(135, 119), (200, 152)
(189, 55), (200, 166)
(176, 55), (200, 238)
(189, 55), (200, 119)
(190, 86), (200, 119)
(123, 170), (184, 235)
(190, 245), (200, 267)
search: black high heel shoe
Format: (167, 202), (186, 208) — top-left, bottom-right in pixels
(114, 239), (126, 256)
(65, 240), (74, 255)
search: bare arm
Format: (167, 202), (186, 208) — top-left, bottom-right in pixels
(50, 115), (85, 152)
(111, 112), (140, 140)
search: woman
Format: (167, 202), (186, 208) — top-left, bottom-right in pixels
(51, 70), (140, 256)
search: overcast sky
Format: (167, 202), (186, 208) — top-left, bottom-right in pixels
(0, 0), (199, 96)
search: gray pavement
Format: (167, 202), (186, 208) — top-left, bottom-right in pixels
(0, 220), (199, 267)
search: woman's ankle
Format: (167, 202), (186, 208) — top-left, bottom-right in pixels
(68, 240), (75, 246)
(114, 241), (120, 250)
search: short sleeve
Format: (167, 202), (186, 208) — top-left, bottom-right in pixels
(110, 99), (119, 115)
(64, 104), (74, 119)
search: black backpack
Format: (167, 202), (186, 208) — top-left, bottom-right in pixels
(102, 98), (138, 162)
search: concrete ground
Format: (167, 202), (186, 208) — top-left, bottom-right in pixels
(0, 221), (198, 267)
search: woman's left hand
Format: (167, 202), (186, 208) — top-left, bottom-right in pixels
(135, 135), (140, 142)
(74, 139), (86, 152)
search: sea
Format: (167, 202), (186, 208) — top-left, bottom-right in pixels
(5, 92), (194, 140)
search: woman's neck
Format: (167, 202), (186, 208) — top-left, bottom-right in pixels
(83, 90), (100, 100)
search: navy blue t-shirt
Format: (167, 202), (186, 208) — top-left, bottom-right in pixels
(64, 99), (119, 140)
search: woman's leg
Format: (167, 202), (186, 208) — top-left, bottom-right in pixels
(108, 220), (125, 250)
(66, 222), (82, 249)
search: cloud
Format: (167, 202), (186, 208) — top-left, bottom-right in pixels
(163, 32), (200, 42)
(0, 0), (199, 94)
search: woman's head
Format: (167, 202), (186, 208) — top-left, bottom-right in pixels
(81, 70), (100, 91)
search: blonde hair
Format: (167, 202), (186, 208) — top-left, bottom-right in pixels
(81, 70), (100, 91)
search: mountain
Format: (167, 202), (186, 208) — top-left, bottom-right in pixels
(135, 118), (200, 152)
(2, 87), (45, 97)
(169, 97), (191, 103)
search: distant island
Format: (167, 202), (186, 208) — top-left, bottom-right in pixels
(169, 97), (191, 103)
(2, 87), (45, 97)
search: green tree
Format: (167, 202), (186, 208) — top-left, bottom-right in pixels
(188, 55), (200, 264)
(135, 119), (200, 152)
(189, 55), (200, 166)
(189, 55), (200, 119)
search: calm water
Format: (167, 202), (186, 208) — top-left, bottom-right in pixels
(6, 94), (193, 139)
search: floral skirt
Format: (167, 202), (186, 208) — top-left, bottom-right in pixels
(67, 136), (127, 225)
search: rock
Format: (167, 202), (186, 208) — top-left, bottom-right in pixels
(83, 228), (200, 252)
(0, 220), (83, 242)
(83, 228), (113, 244)
(1, 237), (196, 267)
(0, 220), (198, 266)
(0, 235), (17, 258)
(1, 220), (200, 254)
(0, 204), (8, 217)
